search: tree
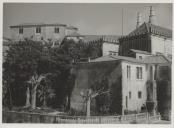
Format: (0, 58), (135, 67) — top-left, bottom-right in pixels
(37, 76), (56, 108)
(46, 41), (76, 108)
(90, 77), (110, 114)
(3, 38), (94, 110)
(3, 40), (44, 108)
(27, 73), (47, 109)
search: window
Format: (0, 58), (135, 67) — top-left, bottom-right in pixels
(126, 96), (128, 108)
(138, 91), (142, 99)
(167, 54), (172, 59)
(36, 27), (41, 34)
(156, 52), (162, 55)
(54, 27), (59, 33)
(136, 67), (143, 79)
(129, 91), (131, 99)
(127, 65), (131, 79)
(19, 28), (23, 34)
(139, 56), (142, 60)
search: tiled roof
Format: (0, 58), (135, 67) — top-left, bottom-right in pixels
(10, 23), (67, 28)
(90, 55), (143, 63)
(90, 55), (118, 62)
(87, 54), (171, 65)
(129, 22), (172, 38)
(143, 55), (172, 64)
(83, 35), (120, 43)
(130, 49), (152, 55)
(82, 35), (103, 42)
(3, 37), (12, 45)
(66, 26), (78, 30)
(66, 32), (84, 37)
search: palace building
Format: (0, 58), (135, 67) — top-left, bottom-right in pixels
(70, 6), (172, 120)
(119, 6), (172, 59)
(70, 54), (171, 116)
(10, 23), (79, 46)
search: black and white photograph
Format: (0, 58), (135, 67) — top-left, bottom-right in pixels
(1, 0), (173, 126)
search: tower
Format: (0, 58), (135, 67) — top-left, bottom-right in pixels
(149, 6), (156, 25)
(136, 12), (142, 28)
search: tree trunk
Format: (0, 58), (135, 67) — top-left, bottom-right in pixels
(8, 87), (13, 110)
(25, 86), (30, 107)
(86, 97), (91, 117)
(67, 94), (71, 110)
(43, 93), (47, 108)
(31, 87), (37, 109)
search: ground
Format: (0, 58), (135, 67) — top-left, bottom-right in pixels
(151, 120), (171, 124)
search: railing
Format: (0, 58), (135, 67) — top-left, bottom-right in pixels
(2, 111), (160, 124)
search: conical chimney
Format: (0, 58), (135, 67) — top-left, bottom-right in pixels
(149, 6), (156, 25)
(136, 12), (142, 28)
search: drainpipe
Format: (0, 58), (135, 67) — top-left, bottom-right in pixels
(88, 57), (91, 62)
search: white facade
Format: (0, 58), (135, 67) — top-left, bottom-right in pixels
(102, 42), (119, 56)
(121, 61), (148, 112)
(151, 35), (172, 57)
(135, 53), (152, 60)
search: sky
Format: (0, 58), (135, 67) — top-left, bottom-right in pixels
(3, 3), (172, 38)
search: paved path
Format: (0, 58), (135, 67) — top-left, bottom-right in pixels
(151, 120), (171, 124)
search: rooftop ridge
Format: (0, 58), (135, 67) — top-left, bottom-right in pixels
(10, 22), (67, 28)
(128, 22), (172, 38)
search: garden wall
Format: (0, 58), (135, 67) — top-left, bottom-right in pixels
(70, 60), (122, 115)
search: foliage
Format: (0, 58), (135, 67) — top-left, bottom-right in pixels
(3, 39), (79, 109)
(37, 76), (56, 107)
(3, 40), (44, 107)
(3, 38), (103, 110)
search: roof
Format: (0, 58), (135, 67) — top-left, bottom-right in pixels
(90, 55), (118, 62)
(66, 32), (84, 37)
(85, 54), (171, 65)
(66, 26), (78, 30)
(10, 23), (67, 28)
(142, 55), (172, 64)
(90, 55), (143, 63)
(3, 36), (11, 41)
(3, 37), (12, 45)
(129, 22), (172, 38)
(82, 35), (103, 42)
(83, 35), (120, 43)
(130, 49), (152, 55)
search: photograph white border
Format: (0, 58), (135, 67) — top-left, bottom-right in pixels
(0, 0), (173, 128)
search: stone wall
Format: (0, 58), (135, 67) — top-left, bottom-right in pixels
(70, 60), (122, 115)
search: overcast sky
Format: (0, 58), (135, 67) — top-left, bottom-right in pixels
(3, 3), (172, 38)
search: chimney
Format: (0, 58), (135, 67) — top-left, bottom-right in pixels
(136, 12), (142, 28)
(149, 6), (156, 25)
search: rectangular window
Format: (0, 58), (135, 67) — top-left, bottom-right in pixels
(54, 27), (59, 33)
(136, 67), (143, 79)
(127, 65), (131, 79)
(139, 56), (142, 60)
(19, 28), (23, 34)
(138, 91), (142, 99)
(36, 27), (41, 34)
(126, 96), (128, 108)
(129, 91), (131, 99)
